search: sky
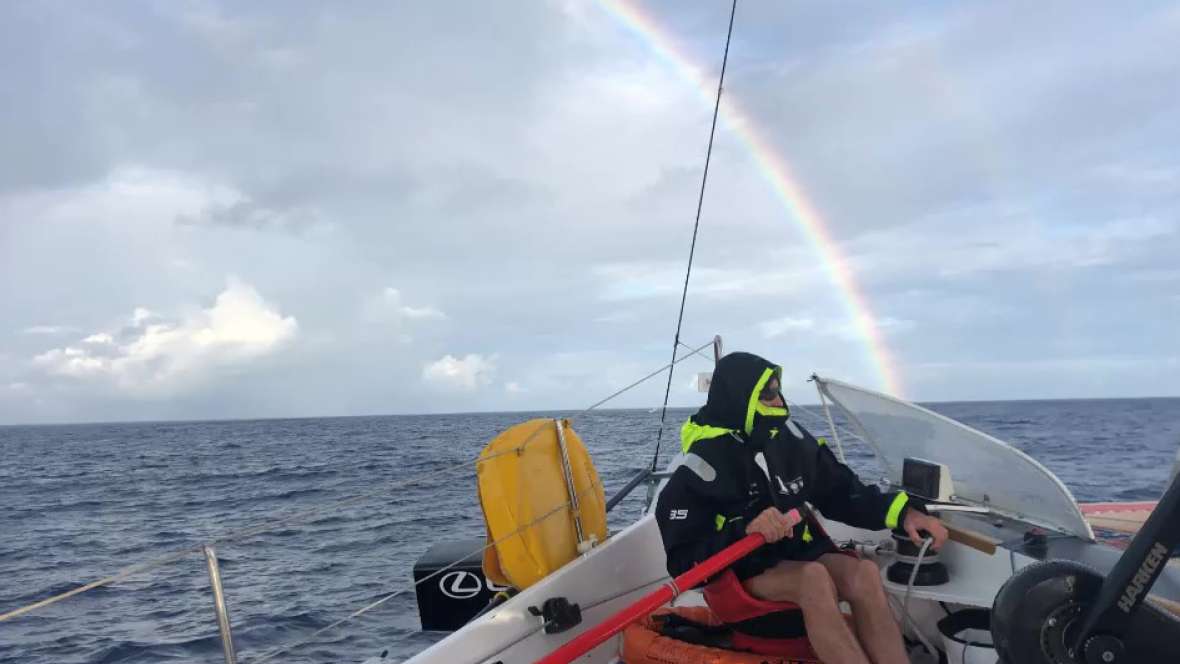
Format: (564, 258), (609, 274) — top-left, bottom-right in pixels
(1, 1), (1178, 424)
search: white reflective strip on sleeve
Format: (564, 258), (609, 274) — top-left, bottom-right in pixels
(786, 419), (804, 439)
(754, 451), (771, 481)
(682, 453), (717, 482)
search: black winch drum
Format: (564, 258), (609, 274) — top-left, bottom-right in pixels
(937, 609), (996, 664)
(887, 531), (950, 586)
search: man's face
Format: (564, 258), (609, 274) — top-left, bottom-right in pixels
(759, 377), (785, 408)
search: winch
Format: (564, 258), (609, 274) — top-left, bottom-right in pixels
(887, 529), (950, 586)
(886, 458), (957, 587)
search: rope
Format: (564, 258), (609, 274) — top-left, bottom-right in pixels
(0, 339), (714, 625)
(649, 0), (738, 473)
(899, 537), (938, 657)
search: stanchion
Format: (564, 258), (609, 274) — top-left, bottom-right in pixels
(203, 545), (238, 664)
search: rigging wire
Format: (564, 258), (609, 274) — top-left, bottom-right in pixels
(784, 397), (868, 448)
(650, 0), (738, 473)
(676, 340), (717, 364)
(247, 468), (613, 664)
(0, 340), (714, 625)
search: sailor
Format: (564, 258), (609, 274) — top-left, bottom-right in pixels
(656, 352), (948, 664)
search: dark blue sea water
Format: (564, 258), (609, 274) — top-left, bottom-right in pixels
(2, 399), (1178, 664)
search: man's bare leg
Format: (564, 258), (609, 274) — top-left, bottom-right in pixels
(743, 560), (870, 664)
(818, 554), (908, 664)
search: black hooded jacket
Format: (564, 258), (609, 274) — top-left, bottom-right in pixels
(654, 352), (916, 579)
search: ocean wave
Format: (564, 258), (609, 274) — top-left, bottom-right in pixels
(87, 634), (223, 664)
(5, 404), (1177, 664)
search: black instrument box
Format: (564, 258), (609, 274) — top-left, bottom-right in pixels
(413, 539), (504, 631)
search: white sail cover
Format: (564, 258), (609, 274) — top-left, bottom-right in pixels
(816, 376), (1093, 540)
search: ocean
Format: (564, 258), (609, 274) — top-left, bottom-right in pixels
(2, 398), (1178, 664)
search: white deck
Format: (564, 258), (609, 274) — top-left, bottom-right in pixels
(389, 380), (1178, 664)
(403, 514), (670, 664)
(399, 510), (1031, 664)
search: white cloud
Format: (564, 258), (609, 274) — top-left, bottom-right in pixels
(422, 353), (496, 391)
(400, 305), (446, 320)
(32, 279), (297, 393)
(592, 262), (816, 302)
(759, 316), (816, 339)
(851, 214), (1179, 280)
(176, 198), (326, 233)
(505, 381), (527, 394)
(4, 2), (1180, 421)
(21, 325), (77, 336)
(834, 316), (914, 341)
(592, 310), (638, 324)
(33, 346), (107, 378)
(1092, 162), (1179, 190)
(369, 287), (446, 322)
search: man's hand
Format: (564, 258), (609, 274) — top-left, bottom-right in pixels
(746, 507), (803, 543)
(902, 509), (949, 550)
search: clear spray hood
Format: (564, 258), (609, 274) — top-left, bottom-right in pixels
(814, 376), (1093, 540)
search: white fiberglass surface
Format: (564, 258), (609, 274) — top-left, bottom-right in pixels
(817, 377), (1093, 540)
(403, 514), (670, 664)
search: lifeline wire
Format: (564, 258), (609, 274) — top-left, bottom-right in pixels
(650, 0), (739, 473)
(250, 339), (712, 662)
(0, 340), (714, 625)
(247, 469), (612, 664)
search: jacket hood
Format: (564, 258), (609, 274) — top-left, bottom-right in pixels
(693, 352), (787, 434)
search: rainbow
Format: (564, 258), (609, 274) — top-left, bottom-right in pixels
(597, 0), (904, 397)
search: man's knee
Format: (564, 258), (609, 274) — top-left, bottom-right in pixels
(845, 558), (885, 600)
(796, 561), (838, 606)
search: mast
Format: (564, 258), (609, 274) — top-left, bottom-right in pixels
(648, 0), (738, 473)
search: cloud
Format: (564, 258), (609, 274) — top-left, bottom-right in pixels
(4, 2), (1180, 422)
(759, 316), (816, 339)
(422, 354), (496, 391)
(21, 325), (78, 336)
(400, 305), (446, 321)
(367, 287), (446, 323)
(592, 261), (816, 302)
(33, 347), (112, 379)
(835, 317), (914, 341)
(176, 198), (324, 233)
(32, 279), (297, 394)
(505, 381), (527, 394)
(844, 213), (1180, 284)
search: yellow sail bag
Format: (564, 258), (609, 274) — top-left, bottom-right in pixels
(478, 418), (607, 590)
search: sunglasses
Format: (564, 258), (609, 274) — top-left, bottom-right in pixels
(759, 383), (781, 401)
